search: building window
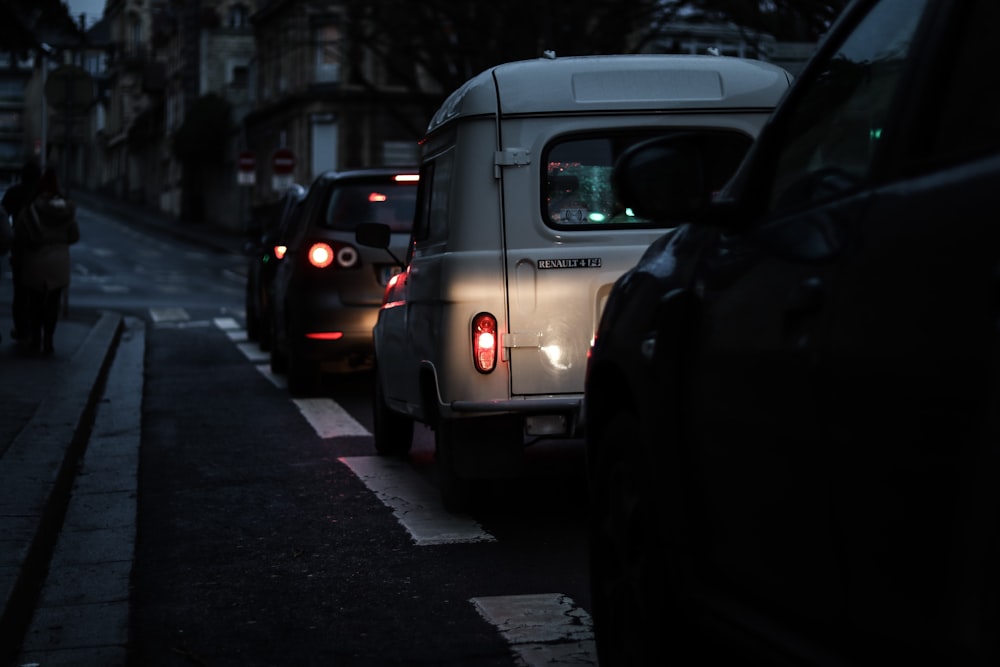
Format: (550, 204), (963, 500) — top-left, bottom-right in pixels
(129, 16), (142, 57)
(228, 4), (249, 29)
(314, 23), (341, 83)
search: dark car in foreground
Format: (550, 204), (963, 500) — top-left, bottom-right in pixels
(269, 168), (417, 395)
(584, 0), (1000, 664)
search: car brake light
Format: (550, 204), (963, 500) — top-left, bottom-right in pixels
(472, 312), (498, 373)
(308, 243), (334, 268)
(274, 244), (287, 260)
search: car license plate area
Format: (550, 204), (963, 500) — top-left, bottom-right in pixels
(377, 264), (402, 286)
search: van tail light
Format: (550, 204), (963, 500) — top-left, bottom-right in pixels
(472, 313), (498, 373)
(307, 242), (359, 269)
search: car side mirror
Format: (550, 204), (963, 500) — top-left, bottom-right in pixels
(355, 222), (391, 249)
(356, 221), (406, 268)
(612, 134), (715, 223)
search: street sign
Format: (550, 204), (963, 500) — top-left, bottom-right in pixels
(272, 148), (296, 175)
(237, 151), (256, 186)
(45, 64), (94, 112)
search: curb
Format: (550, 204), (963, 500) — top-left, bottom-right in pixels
(0, 311), (124, 663)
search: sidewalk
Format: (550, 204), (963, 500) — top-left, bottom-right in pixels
(0, 189), (245, 663)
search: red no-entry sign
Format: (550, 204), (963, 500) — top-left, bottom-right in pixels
(238, 151), (256, 171)
(272, 148), (296, 175)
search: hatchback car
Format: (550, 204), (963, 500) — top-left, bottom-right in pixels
(585, 0), (1000, 663)
(269, 168), (418, 394)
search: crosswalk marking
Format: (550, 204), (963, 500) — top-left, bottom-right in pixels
(340, 456), (496, 545)
(472, 594), (596, 667)
(149, 307), (190, 323)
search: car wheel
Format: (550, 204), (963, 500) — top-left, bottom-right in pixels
(434, 420), (472, 512)
(373, 372), (413, 455)
(287, 349), (316, 397)
(269, 332), (287, 374)
(588, 410), (670, 666)
(245, 282), (259, 341)
(258, 299), (272, 351)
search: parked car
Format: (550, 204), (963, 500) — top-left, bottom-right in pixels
(269, 169), (418, 395)
(244, 183), (306, 349)
(585, 0), (1000, 663)
(356, 53), (791, 508)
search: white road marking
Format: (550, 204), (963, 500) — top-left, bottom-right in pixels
(472, 594), (596, 667)
(149, 307), (189, 323)
(339, 456), (496, 545)
(294, 398), (370, 438)
(235, 343), (269, 362)
(254, 363), (285, 387)
(213, 317), (240, 330)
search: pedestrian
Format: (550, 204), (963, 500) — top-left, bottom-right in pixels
(12, 166), (79, 356)
(1, 158), (42, 343)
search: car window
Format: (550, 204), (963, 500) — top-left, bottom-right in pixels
(768, 0), (930, 214)
(412, 150), (453, 244)
(922, 0), (1000, 165)
(545, 130), (752, 229)
(323, 182), (417, 233)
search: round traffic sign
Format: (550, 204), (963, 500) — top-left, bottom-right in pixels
(272, 148), (296, 175)
(238, 151), (256, 171)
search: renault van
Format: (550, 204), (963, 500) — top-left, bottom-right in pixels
(357, 54), (791, 506)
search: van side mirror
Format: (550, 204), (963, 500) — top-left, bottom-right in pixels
(612, 134), (711, 223)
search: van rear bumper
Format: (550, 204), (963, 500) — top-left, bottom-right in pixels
(448, 396), (584, 436)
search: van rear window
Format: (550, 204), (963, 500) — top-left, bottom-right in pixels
(323, 182), (418, 233)
(543, 130), (752, 229)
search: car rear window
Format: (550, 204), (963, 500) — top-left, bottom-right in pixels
(543, 129), (752, 229)
(322, 181), (418, 233)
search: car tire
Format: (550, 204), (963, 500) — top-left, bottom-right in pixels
(269, 335), (287, 374)
(287, 350), (316, 397)
(245, 283), (259, 341)
(588, 409), (671, 666)
(434, 420), (472, 512)
(373, 372), (413, 455)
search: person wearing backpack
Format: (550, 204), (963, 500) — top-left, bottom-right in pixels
(12, 166), (79, 356)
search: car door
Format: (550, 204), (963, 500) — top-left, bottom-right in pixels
(683, 0), (934, 640)
(684, 0), (1000, 657)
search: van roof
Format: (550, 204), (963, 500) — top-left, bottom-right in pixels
(427, 54), (792, 134)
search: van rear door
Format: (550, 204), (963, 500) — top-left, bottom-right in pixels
(499, 125), (671, 398)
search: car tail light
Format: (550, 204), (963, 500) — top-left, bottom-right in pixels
(305, 331), (344, 340)
(274, 244), (287, 260)
(472, 312), (498, 373)
(306, 243), (359, 269)
(308, 242), (334, 268)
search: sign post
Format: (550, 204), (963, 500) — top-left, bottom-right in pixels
(271, 147), (296, 192)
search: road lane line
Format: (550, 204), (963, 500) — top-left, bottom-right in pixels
(294, 398), (370, 438)
(339, 456), (496, 545)
(471, 594), (596, 667)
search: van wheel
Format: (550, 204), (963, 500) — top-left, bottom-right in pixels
(287, 351), (316, 396)
(373, 373), (413, 455)
(270, 343), (287, 374)
(435, 420), (472, 512)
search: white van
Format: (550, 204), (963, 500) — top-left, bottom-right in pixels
(358, 54), (790, 506)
